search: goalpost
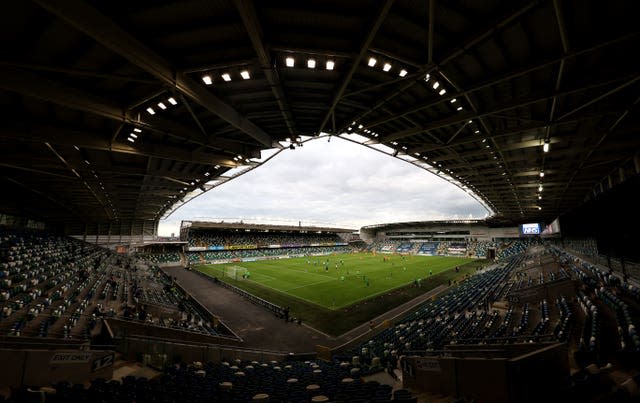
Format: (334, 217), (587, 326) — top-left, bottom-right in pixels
(224, 265), (248, 280)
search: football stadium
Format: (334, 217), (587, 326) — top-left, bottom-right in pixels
(1, 1), (639, 402)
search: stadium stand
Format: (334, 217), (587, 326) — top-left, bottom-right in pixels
(138, 252), (181, 265)
(416, 242), (439, 256)
(3, 226), (640, 401)
(183, 228), (353, 264)
(469, 240), (497, 258)
(0, 228), (234, 342)
(188, 230), (343, 249)
(369, 241), (400, 254)
(395, 242), (413, 254)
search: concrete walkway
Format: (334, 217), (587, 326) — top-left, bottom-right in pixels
(163, 266), (331, 353)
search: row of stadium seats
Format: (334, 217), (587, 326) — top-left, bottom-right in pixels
(496, 238), (543, 260)
(339, 255), (546, 366)
(368, 238), (544, 259)
(1, 228), (229, 340)
(1, 229), (109, 339)
(553, 246), (640, 360)
(137, 252), (181, 264)
(341, 243), (640, 371)
(12, 357), (418, 402)
(548, 237), (600, 257)
(187, 230), (343, 248)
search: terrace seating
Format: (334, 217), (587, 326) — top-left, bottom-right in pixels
(0, 229), (111, 339)
(11, 359), (411, 402)
(372, 241), (400, 253)
(596, 287), (640, 351)
(417, 242), (439, 256)
(496, 238), (542, 260)
(0, 228), (233, 341)
(188, 230), (344, 249)
(340, 245), (614, 368)
(138, 253), (181, 264)
(577, 291), (599, 353)
(338, 256), (536, 363)
(554, 296), (572, 341)
(472, 241), (497, 258)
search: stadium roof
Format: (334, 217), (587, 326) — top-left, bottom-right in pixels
(361, 217), (516, 231)
(184, 221), (355, 233)
(1, 0), (638, 231)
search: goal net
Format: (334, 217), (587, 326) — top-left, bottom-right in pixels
(223, 265), (248, 279)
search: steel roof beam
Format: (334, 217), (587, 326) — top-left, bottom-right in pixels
(33, 0), (274, 147)
(558, 96), (640, 207)
(380, 74), (638, 143)
(339, 1), (543, 132)
(317, 0), (395, 134)
(2, 177), (86, 220)
(366, 35), (638, 131)
(427, 0), (435, 64)
(0, 126), (237, 167)
(407, 111), (624, 155)
(44, 143), (113, 220)
(235, 0), (296, 137)
(0, 68), (247, 154)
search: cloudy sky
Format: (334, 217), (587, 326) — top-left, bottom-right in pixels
(158, 136), (488, 236)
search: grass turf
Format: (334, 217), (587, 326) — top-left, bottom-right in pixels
(197, 253), (473, 309)
(194, 253), (484, 335)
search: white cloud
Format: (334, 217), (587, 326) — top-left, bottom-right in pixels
(158, 137), (488, 235)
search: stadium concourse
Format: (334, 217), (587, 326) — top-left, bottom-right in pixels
(1, 0), (640, 402)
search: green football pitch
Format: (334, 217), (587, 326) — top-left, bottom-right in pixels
(195, 252), (475, 309)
